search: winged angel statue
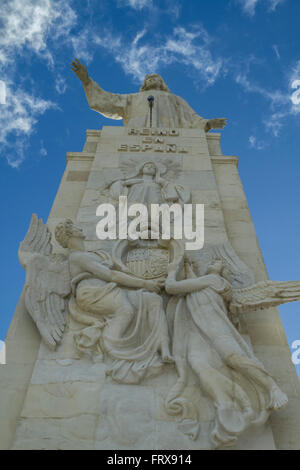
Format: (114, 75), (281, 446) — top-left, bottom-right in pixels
(19, 214), (300, 448)
(164, 242), (300, 447)
(18, 214), (171, 384)
(98, 158), (190, 208)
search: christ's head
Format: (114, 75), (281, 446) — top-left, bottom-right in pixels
(139, 74), (170, 93)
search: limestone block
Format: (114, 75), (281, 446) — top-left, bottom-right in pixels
(92, 153), (119, 169)
(30, 358), (107, 385)
(87, 169), (121, 190)
(270, 397), (300, 449)
(232, 423), (276, 450)
(246, 317), (288, 347)
(66, 171), (90, 182)
(13, 415), (97, 450)
(83, 141), (98, 153)
(182, 155), (212, 171)
(80, 189), (102, 208)
(77, 205), (98, 224)
(253, 345), (300, 398)
(0, 294), (41, 449)
(207, 133), (222, 156)
(176, 171), (216, 191)
(204, 207), (226, 229)
(67, 159), (93, 172)
(21, 381), (102, 419)
(191, 190), (221, 209)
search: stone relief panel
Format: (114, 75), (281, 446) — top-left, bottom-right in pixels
(18, 213), (300, 448)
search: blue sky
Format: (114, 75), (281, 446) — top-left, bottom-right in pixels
(0, 0), (299, 376)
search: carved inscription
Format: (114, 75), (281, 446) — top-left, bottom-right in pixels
(118, 128), (188, 153)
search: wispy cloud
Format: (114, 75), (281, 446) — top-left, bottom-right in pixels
(55, 75), (67, 95)
(268, 0), (286, 11)
(0, 81), (6, 104)
(235, 58), (300, 137)
(238, 0), (259, 16)
(119, 0), (153, 10)
(272, 45), (280, 60)
(249, 135), (266, 150)
(237, 0), (286, 16)
(40, 141), (48, 157)
(235, 73), (289, 107)
(70, 28), (96, 64)
(94, 26), (223, 84)
(0, 82), (56, 167)
(0, 0), (77, 68)
(0, 0), (77, 167)
(289, 60), (300, 114)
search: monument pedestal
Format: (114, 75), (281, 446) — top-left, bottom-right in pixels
(1, 126), (299, 450)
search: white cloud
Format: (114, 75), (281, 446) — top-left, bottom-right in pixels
(235, 58), (300, 137)
(121, 0), (153, 9)
(272, 45), (280, 60)
(235, 73), (289, 108)
(94, 26), (223, 84)
(0, 81), (6, 104)
(249, 135), (266, 150)
(40, 141), (47, 156)
(0, 0), (77, 166)
(70, 29), (96, 64)
(0, 0), (77, 67)
(264, 111), (287, 136)
(268, 0), (286, 11)
(238, 0), (259, 16)
(289, 60), (300, 113)
(291, 80), (300, 106)
(238, 0), (286, 16)
(0, 83), (56, 167)
(55, 75), (67, 94)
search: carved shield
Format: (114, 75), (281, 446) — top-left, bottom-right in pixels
(126, 247), (169, 279)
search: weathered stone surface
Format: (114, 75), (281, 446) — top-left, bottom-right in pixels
(1, 67), (299, 451)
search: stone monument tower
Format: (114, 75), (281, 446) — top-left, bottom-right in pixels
(0, 61), (299, 450)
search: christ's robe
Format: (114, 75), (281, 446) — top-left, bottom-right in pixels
(83, 78), (208, 129)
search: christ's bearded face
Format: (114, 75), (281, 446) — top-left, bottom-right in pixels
(142, 74), (164, 91)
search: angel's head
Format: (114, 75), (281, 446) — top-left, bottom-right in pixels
(206, 258), (232, 283)
(139, 74), (170, 93)
(141, 162), (156, 176)
(207, 258), (224, 275)
(55, 219), (85, 251)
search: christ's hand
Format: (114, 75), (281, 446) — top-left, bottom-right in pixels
(205, 118), (227, 132)
(71, 58), (90, 86)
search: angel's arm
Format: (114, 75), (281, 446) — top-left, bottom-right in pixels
(123, 178), (144, 186)
(71, 252), (155, 290)
(166, 274), (217, 295)
(166, 273), (231, 296)
(70, 251), (112, 282)
(111, 270), (147, 289)
(156, 176), (167, 185)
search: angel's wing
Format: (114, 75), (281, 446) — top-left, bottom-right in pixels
(18, 213), (52, 267)
(162, 158), (182, 181)
(230, 280), (300, 314)
(187, 241), (255, 289)
(19, 214), (71, 350)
